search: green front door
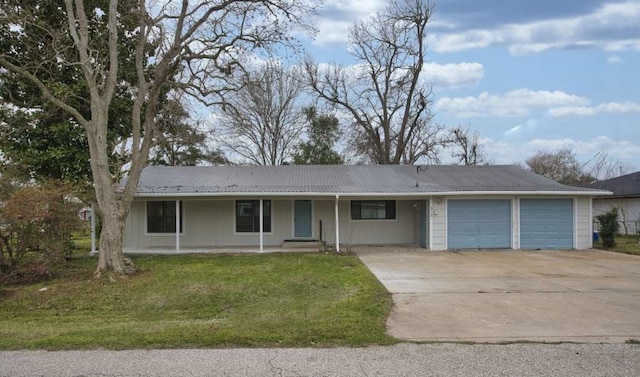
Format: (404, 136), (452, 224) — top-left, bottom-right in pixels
(294, 200), (312, 238)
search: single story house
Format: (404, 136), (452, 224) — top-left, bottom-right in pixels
(123, 165), (608, 252)
(590, 171), (640, 235)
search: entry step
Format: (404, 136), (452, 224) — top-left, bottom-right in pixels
(281, 239), (322, 248)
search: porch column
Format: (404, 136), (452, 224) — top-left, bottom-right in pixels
(335, 195), (340, 253)
(428, 200), (433, 251)
(175, 200), (180, 253)
(90, 202), (97, 254)
(259, 199), (264, 253)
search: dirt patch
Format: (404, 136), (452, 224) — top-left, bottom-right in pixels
(0, 288), (18, 301)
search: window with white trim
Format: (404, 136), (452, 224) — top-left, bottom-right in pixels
(236, 200), (271, 232)
(147, 201), (182, 233)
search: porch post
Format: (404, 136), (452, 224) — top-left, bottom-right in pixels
(335, 195), (340, 253)
(175, 200), (180, 253)
(90, 202), (96, 254)
(428, 200), (433, 251)
(259, 199), (264, 253)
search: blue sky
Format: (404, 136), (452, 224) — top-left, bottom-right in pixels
(301, 0), (640, 172)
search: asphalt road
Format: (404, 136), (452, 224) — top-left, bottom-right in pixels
(1, 343), (639, 376)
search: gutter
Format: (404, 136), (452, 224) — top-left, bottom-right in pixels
(133, 190), (612, 198)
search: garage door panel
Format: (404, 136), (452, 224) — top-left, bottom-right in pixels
(520, 199), (573, 249)
(448, 199), (511, 249)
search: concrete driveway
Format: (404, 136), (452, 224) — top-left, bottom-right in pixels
(356, 248), (640, 343)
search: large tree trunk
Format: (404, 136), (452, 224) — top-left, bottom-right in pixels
(95, 201), (134, 277)
(87, 106), (137, 277)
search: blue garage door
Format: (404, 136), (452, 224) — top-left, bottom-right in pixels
(448, 199), (512, 249)
(520, 199), (573, 249)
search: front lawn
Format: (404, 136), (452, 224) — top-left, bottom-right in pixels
(594, 235), (640, 255)
(0, 253), (394, 350)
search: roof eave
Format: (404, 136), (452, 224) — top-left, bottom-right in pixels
(133, 190), (610, 198)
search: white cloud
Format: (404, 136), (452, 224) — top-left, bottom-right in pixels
(322, 0), (384, 15)
(483, 136), (640, 170)
(435, 89), (589, 118)
(315, 19), (355, 46)
(430, 1), (640, 55)
(607, 55), (623, 65)
(549, 102), (640, 117)
(315, 61), (484, 89)
(422, 62), (484, 88)
(315, 0), (386, 46)
(314, 0), (459, 47)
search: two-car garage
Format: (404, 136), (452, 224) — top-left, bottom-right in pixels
(447, 198), (574, 250)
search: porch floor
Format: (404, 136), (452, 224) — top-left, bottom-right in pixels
(121, 246), (322, 255)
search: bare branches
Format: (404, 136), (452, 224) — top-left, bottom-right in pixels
(215, 62), (305, 165)
(584, 148), (630, 180)
(304, 0), (441, 164)
(525, 146), (596, 186)
(448, 125), (489, 165)
(526, 146), (630, 185)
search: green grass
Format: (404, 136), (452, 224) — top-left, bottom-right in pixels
(0, 253), (395, 350)
(72, 232), (93, 251)
(594, 235), (640, 255)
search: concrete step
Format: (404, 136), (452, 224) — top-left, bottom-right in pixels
(281, 239), (322, 248)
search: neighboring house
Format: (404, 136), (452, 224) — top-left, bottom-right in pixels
(589, 171), (640, 235)
(123, 165), (608, 252)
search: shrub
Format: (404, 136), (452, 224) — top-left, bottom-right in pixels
(596, 207), (620, 248)
(0, 181), (83, 282)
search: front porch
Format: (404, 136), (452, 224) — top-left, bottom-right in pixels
(123, 197), (427, 252)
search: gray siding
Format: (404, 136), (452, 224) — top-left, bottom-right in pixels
(124, 198), (417, 248)
(593, 197), (640, 235)
(125, 198), (292, 248)
(430, 197), (447, 250)
(576, 197), (592, 249)
(315, 199), (416, 246)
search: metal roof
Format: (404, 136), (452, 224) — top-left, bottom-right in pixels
(130, 165), (606, 197)
(588, 171), (640, 197)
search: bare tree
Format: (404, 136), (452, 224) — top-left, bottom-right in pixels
(216, 62), (305, 165)
(448, 125), (489, 165)
(0, 0), (314, 276)
(525, 147), (590, 185)
(526, 146), (631, 186)
(304, 0), (444, 164)
(584, 148), (630, 180)
(150, 99), (228, 167)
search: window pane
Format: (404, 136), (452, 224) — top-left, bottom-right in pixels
(147, 201), (182, 233)
(360, 202), (384, 219)
(165, 202), (177, 232)
(147, 201), (165, 233)
(350, 201), (361, 220)
(236, 201), (255, 232)
(263, 200), (271, 232)
(351, 200), (396, 220)
(386, 200), (396, 219)
(236, 200), (271, 233)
